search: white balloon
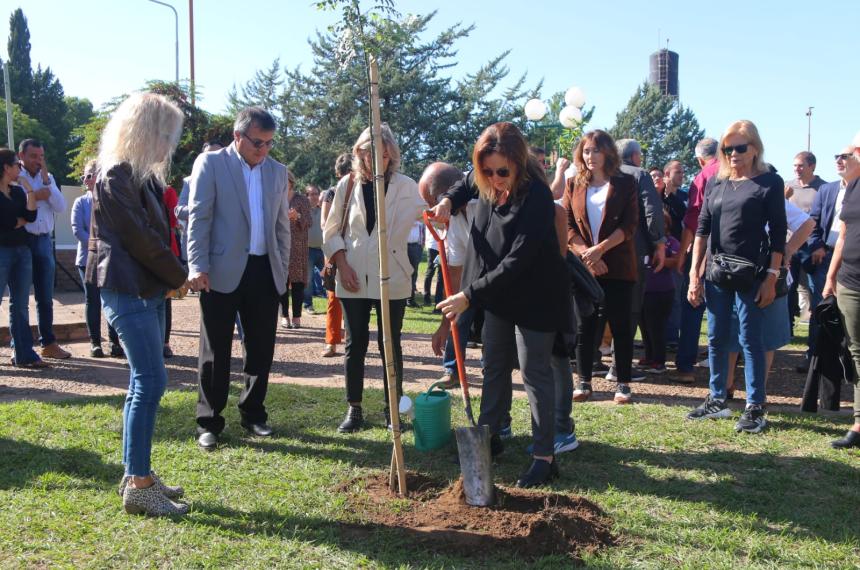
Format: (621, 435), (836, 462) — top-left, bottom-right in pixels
(853, 130), (860, 148)
(524, 98), (547, 121)
(559, 105), (582, 128)
(565, 86), (587, 109)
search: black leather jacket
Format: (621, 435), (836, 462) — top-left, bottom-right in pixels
(86, 162), (186, 298)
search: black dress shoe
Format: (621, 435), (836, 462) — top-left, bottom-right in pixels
(242, 422), (274, 437)
(110, 343), (125, 358)
(831, 430), (860, 449)
(338, 405), (363, 433)
(197, 431), (218, 450)
(90, 345), (105, 358)
(163, 345), (174, 359)
(515, 457), (559, 488)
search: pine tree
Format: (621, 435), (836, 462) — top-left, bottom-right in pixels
(610, 82), (704, 177)
(5, 8), (33, 115)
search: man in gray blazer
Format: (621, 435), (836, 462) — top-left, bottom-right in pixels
(187, 107), (291, 449)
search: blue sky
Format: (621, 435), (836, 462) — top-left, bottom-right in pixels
(3, 0), (858, 181)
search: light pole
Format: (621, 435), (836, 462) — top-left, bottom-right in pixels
(147, 0), (179, 84)
(188, 0), (195, 105)
(524, 85), (586, 161)
(806, 106), (813, 152)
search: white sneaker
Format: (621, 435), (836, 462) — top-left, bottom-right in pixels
(280, 317), (291, 329)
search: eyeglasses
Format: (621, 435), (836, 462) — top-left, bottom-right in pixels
(82, 173), (94, 182)
(835, 153), (854, 162)
(241, 132), (275, 150)
(480, 167), (511, 179)
(722, 144), (750, 156)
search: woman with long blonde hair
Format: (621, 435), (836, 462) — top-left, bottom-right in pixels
(88, 92), (190, 515)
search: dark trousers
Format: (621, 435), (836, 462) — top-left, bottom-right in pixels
(641, 289), (675, 365)
(577, 279), (634, 383)
(280, 281), (306, 319)
(77, 266), (118, 347)
(423, 247), (439, 297)
(341, 297), (407, 409)
(164, 298), (172, 345)
(196, 255), (280, 434)
(407, 242), (422, 298)
(479, 311), (556, 457)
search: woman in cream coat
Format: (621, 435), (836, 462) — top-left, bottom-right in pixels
(323, 124), (426, 433)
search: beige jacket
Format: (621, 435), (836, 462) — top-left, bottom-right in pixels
(322, 172), (426, 300)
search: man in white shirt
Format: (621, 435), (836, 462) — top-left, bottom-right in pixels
(187, 107), (291, 449)
(418, 162), (477, 390)
(17, 139), (70, 360)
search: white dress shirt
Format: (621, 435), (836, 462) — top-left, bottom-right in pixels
(826, 182), (848, 248)
(240, 156), (268, 255)
(19, 168), (66, 235)
(586, 182), (610, 243)
(446, 199), (477, 267)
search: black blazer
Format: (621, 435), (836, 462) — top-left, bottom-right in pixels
(446, 173), (571, 333)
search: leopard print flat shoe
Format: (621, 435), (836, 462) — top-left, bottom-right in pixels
(123, 484), (189, 517)
(118, 472), (185, 500)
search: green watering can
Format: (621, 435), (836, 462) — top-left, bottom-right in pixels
(413, 381), (452, 451)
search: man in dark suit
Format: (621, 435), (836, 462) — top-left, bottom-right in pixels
(804, 146), (860, 371)
(187, 107), (292, 449)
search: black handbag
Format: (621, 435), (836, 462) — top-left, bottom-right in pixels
(322, 174), (354, 292)
(706, 179), (758, 291)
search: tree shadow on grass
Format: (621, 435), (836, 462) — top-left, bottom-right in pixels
(0, 436), (122, 490)
(561, 440), (860, 545)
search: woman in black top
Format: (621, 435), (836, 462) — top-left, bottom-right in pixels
(822, 146), (860, 449)
(434, 122), (571, 488)
(687, 120), (787, 434)
(0, 148), (44, 368)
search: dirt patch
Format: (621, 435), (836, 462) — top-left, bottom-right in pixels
(338, 472), (616, 562)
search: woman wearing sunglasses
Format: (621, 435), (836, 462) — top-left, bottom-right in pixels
(323, 124), (427, 433)
(686, 120), (787, 433)
(70, 160), (121, 358)
(433, 122), (572, 488)
(565, 130), (639, 405)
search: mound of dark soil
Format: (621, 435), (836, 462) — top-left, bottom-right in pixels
(338, 472), (616, 561)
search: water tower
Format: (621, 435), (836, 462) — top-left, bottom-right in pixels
(649, 48), (679, 98)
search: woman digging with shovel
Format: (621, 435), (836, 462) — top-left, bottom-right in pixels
(432, 122), (572, 488)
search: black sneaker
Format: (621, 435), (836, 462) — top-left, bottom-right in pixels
(735, 404), (767, 433)
(687, 396), (732, 420)
(337, 405), (363, 433)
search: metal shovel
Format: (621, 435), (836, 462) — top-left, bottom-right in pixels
(423, 212), (494, 506)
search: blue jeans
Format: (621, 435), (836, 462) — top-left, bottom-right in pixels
(704, 281), (767, 405)
(676, 271), (706, 372)
(303, 247), (325, 307)
(101, 288), (167, 477)
(443, 305), (475, 375)
(805, 250), (832, 360)
(26, 233), (56, 347)
(0, 245), (39, 364)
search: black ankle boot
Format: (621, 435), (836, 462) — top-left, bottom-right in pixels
(338, 405), (363, 433)
(831, 430), (860, 449)
(515, 456), (559, 488)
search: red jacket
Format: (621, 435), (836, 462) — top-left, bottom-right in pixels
(163, 186), (180, 257)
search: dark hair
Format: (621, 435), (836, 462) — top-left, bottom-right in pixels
(424, 163), (463, 199)
(573, 130), (620, 188)
(795, 151), (816, 167)
(529, 146), (546, 156)
(234, 107), (277, 133)
(473, 122), (542, 202)
(201, 141), (222, 152)
(648, 166), (662, 174)
(18, 138), (43, 154)
(334, 152), (352, 177)
(0, 147), (18, 168)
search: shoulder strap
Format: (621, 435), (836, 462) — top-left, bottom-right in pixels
(710, 179), (725, 254)
(338, 174), (355, 239)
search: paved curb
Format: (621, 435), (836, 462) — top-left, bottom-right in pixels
(0, 321), (89, 344)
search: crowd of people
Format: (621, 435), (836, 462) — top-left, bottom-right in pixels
(1, 90), (859, 517)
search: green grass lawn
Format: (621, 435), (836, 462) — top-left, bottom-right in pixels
(2, 384), (858, 568)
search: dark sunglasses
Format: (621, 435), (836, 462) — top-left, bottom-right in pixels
(835, 153), (854, 162)
(480, 167), (511, 179)
(82, 172), (94, 181)
(241, 132), (275, 150)
(722, 144), (750, 156)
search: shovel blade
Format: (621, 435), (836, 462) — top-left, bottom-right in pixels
(455, 425), (495, 506)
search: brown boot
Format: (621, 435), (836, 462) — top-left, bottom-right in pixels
(41, 343), (71, 360)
